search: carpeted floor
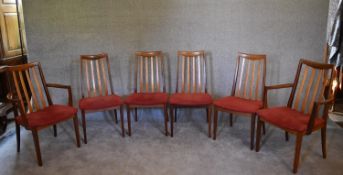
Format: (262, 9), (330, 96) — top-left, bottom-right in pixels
(0, 110), (343, 175)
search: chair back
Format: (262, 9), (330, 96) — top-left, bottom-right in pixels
(80, 53), (114, 98)
(289, 59), (334, 114)
(7, 62), (52, 123)
(176, 50), (207, 93)
(134, 51), (166, 93)
(232, 53), (266, 100)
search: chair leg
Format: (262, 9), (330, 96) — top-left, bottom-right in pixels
(262, 122), (266, 135)
(206, 108), (209, 123)
(213, 108), (218, 140)
(120, 106), (125, 137)
(174, 108), (177, 122)
(229, 113), (233, 127)
(163, 105), (169, 136)
(15, 123), (20, 153)
(53, 125), (57, 137)
(321, 126), (327, 159)
(170, 106), (174, 137)
(207, 106), (212, 138)
(250, 114), (256, 150)
(134, 108), (138, 122)
(114, 109), (118, 124)
(293, 133), (303, 174)
(127, 106), (132, 136)
(285, 131), (289, 141)
(255, 118), (262, 152)
(72, 116), (81, 147)
(81, 110), (87, 144)
(32, 129), (42, 166)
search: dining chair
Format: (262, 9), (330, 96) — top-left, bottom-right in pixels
(125, 51), (169, 136)
(255, 59), (334, 173)
(6, 62), (80, 166)
(169, 50), (212, 137)
(213, 52), (266, 150)
(79, 53), (124, 143)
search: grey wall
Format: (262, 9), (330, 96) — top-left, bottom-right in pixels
(22, 0), (329, 106)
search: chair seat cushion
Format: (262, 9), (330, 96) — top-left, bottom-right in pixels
(214, 96), (262, 113)
(125, 92), (168, 106)
(15, 105), (77, 128)
(169, 93), (212, 106)
(79, 95), (122, 111)
(257, 107), (325, 133)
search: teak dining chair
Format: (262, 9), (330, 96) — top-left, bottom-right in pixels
(169, 50), (212, 137)
(255, 59), (334, 173)
(125, 51), (169, 136)
(213, 53), (266, 150)
(79, 53), (124, 143)
(6, 62), (80, 166)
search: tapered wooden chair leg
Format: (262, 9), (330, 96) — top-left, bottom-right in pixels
(174, 108), (177, 122)
(321, 126), (327, 159)
(285, 131), (289, 141)
(206, 108), (209, 123)
(114, 109), (118, 124)
(15, 123), (20, 152)
(207, 106), (212, 138)
(73, 116), (81, 147)
(32, 130), (42, 166)
(250, 114), (256, 150)
(255, 118), (262, 152)
(293, 133), (303, 174)
(134, 108), (138, 122)
(81, 110), (87, 144)
(163, 105), (169, 136)
(120, 106), (125, 137)
(170, 106), (174, 137)
(53, 125), (57, 137)
(229, 113), (233, 127)
(213, 108), (218, 140)
(127, 106), (132, 136)
(262, 122), (266, 135)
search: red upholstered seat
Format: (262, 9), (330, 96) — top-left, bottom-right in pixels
(125, 92), (168, 105)
(79, 95), (122, 111)
(257, 107), (324, 133)
(214, 96), (262, 113)
(169, 93), (213, 106)
(15, 105), (77, 128)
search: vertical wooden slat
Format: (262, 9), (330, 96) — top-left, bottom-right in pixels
(237, 58), (246, 97)
(151, 56), (154, 92)
(12, 71), (25, 112)
(145, 57), (149, 92)
(25, 70), (40, 110)
(301, 69), (316, 112)
(84, 60), (91, 97)
(181, 56), (185, 93)
(156, 57), (160, 92)
(198, 55), (201, 92)
(243, 60), (251, 98)
(95, 60), (103, 96)
(308, 70), (323, 113)
(90, 61), (96, 96)
(187, 57), (191, 93)
(249, 61), (255, 99)
(100, 59), (108, 96)
(192, 56), (196, 92)
(294, 66), (309, 110)
(140, 56), (143, 92)
(18, 71), (33, 112)
(32, 68), (46, 108)
(255, 61), (262, 100)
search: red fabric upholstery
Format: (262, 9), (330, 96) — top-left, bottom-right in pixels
(214, 96), (262, 113)
(125, 92), (168, 105)
(79, 95), (122, 111)
(15, 105), (77, 128)
(257, 107), (325, 133)
(169, 93), (212, 106)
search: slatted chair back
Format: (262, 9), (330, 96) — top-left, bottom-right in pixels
(289, 59), (334, 115)
(175, 50), (207, 93)
(232, 53), (266, 100)
(134, 51), (166, 93)
(7, 62), (52, 123)
(80, 53), (114, 98)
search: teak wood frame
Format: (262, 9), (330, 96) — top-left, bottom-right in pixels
(255, 59), (335, 173)
(6, 62), (80, 166)
(213, 52), (266, 150)
(126, 51), (168, 136)
(80, 53), (125, 143)
(169, 50), (212, 137)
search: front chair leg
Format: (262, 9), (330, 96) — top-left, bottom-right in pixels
(127, 106), (132, 136)
(15, 123), (20, 152)
(321, 126), (327, 159)
(120, 106), (125, 137)
(174, 108), (177, 122)
(53, 125), (57, 137)
(213, 108), (218, 140)
(72, 116), (81, 147)
(207, 106), (212, 138)
(81, 110), (87, 144)
(32, 129), (42, 166)
(170, 106), (174, 137)
(163, 105), (169, 136)
(250, 114), (256, 150)
(293, 133), (303, 174)
(255, 118), (262, 152)
(114, 109), (118, 124)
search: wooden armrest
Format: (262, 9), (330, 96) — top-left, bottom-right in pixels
(306, 97), (334, 134)
(263, 83), (294, 108)
(46, 83), (73, 106)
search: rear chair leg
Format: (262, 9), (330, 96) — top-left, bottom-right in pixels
(229, 113), (233, 126)
(255, 118), (262, 152)
(15, 123), (20, 152)
(170, 106), (174, 137)
(127, 106), (132, 136)
(163, 105), (169, 136)
(250, 114), (256, 150)
(114, 109), (118, 124)
(73, 116), (81, 147)
(321, 126), (327, 159)
(134, 108), (138, 122)
(207, 106), (212, 138)
(285, 131), (289, 141)
(213, 108), (218, 140)
(81, 110), (87, 144)
(120, 106), (125, 137)
(53, 125), (57, 137)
